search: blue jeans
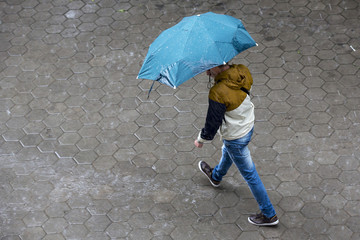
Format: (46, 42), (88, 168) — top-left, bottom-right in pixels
(212, 128), (276, 218)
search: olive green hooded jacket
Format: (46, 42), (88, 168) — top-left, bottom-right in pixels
(197, 64), (255, 142)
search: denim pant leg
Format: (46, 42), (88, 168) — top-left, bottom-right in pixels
(212, 145), (233, 182)
(213, 129), (276, 218)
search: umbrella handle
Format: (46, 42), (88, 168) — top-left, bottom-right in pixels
(207, 75), (212, 89)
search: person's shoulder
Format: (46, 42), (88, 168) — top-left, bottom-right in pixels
(210, 80), (228, 91)
(209, 82), (227, 101)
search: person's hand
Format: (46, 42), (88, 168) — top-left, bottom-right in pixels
(194, 140), (203, 148)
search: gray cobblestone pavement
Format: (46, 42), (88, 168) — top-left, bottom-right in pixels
(0, 0), (359, 239)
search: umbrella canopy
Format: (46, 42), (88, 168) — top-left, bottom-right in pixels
(138, 12), (257, 89)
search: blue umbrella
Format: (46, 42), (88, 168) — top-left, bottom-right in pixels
(137, 12), (257, 89)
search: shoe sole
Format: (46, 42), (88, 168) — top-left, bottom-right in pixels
(247, 217), (279, 226)
(198, 161), (220, 188)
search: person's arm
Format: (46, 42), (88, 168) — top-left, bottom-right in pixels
(195, 98), (226, 147)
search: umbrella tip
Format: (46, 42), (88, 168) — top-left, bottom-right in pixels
(197, 14), (200, 16)
(256, 43), (258, 46)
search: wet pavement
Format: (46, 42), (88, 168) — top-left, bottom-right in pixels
(0, 0), (359, 239)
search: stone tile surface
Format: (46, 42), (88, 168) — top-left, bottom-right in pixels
(0, 0), (359, 239)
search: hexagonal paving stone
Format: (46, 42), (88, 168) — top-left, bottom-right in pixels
(281, 228), (309, 240)
(74, 150), (98, 164)
(22, 211), (48, 227)
(63, 224), (89, 239)
(93, 156), (117, 170)
(336, 155), (359, 171)
(135, 114), (159, 127)
(215, 206), (242, 224)
(94, 142), (118, 156)
(42, 218), (68, 234)
(64, 208), (91, 224)
(106, 222), (132, 238)
(275, 167), (301, 181)
(153, 132), (177, 146)
(324, 209), (350, 226)
(174, 88), (197, 101)
(214, 191), (239, 208)
(321, 194), (347, 209)
(21, 227), (46, 240)
(268, 101), (291, 114)
(267, 90), (290, 101)
(133, 140), (157, 154)
(303, 218), (329, 235)
(310, 124), (334, 137)
(277, 181), (303, 197)
(128, 212), (155, 229)
(301, 202), (327, 219)
(296, 172), (322, 189)
(20, 134), (42, 147)
(152, 145), (177, 160)
(279, 196), (305, 212)
(172, 165), (197, 180)
(156, 95), (179, 108)
(214, 223), (242, 240)
(85, 215), (111, 232)
(76, 137), (100, 151)
(136, 102), (160, 115)
(58, 132), (81, 145)
(44, 203), (69, 219)
(150, 203), (176, 221)
(131, 153), (157, 168)
(341, 185), (360, 201)
(152, 159), (177, 174)
(134, 126), (158, 140)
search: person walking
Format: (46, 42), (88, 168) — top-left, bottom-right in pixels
(194, 63), (279, 226)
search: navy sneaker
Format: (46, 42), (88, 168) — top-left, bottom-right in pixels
(248, 213), (279, 226)
(198, 161), (220, 187)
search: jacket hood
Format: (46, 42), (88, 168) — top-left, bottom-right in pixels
(214, 64), (253, 91)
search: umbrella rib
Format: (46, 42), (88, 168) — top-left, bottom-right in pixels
(198, 20), (227, 65)
(180, 17), (197, 63)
